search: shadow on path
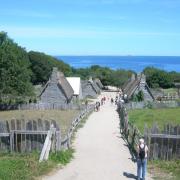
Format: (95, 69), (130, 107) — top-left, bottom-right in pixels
(123, 172), (137, 179)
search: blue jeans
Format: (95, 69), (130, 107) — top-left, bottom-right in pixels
(137, 158), (147, 180)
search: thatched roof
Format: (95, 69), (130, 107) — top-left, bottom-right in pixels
(81, 80), (99, 94)
(123, 73), (154, 100)
(94, 78), (104, 89)
(90, 79), (101, 94)
(40, 68), (74, 100)
(58, 72), (74, 100)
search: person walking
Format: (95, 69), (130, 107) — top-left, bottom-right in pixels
(137, 138), (148, 180)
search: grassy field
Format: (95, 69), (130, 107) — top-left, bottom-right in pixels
(128, 107), (180, 133)
(162, 88), (177, 95)
(0, 110), (80, 138)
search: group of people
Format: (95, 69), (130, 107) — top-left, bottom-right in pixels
(95, 96), (107, 111)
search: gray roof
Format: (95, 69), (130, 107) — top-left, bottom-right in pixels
(123, 73), (155, 100)
(81, 80), (99, 94)
(58, 72), (74, 100)
(94, 78), (104, 89)
(92, 80), (101, 94)
(40, 68), (74, 100)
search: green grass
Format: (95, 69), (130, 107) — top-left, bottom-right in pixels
(0, 110), (80, 138)
(0, 152), (55, 180)
(50, 148), (74, 165)
(0, 149), (74, 180)
(162, 88), (177, 95)
(149, 160), (180, 180)
(128, 107), (180, 133)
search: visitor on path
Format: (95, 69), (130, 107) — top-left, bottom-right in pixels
(137, 138), (148, 180)
(111, 98), (114, 105)
(95, 101), (100, 111)
(101, 98), (104, 105)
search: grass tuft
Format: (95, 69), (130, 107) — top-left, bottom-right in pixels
(50, 148), (74, 165)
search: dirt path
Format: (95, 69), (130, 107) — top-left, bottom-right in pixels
(43, 92), (152, 180)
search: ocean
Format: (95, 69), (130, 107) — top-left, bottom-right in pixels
(57, 56), (180, 72)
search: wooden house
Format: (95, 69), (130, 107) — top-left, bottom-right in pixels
(123, 73), (155, 102)
(81, 79), (100, 99)
(39, 67), (74, 105)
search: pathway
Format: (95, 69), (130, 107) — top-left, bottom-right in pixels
(43, 92), (152, 180)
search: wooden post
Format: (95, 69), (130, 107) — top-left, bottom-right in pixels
(39, 124), (56, 162)
(10, 131), (14, 152)
(55, 131), (61, 151)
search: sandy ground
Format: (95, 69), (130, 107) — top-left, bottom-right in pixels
(43, 92), (152, 180)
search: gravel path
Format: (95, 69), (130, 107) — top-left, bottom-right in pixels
(43, 93), (152, 180)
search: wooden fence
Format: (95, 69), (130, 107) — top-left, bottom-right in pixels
(125, 100), (180, 110)
(0, 118), (60, 153)
(0, 104), (95, 157)
(144, 124), (180, 160)
(117, 103), (142, 154)
(117, 102), (180, 160)
(0, 102), (86, 111)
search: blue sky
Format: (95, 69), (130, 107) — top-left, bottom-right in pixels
(1, 0), (180, 55)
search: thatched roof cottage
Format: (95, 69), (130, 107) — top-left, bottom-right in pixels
(39, 68), (74, 105)
(123, 73), (155, 102)
(81, 79), (100, 99)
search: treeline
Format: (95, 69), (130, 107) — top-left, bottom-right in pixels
(143, 67), (180, 88)
(71, 65), (132, 87)
(1, 32), (180, 104)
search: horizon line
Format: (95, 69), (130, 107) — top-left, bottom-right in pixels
(54, 55), (180, 57)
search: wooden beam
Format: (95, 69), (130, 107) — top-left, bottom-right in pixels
(11, 130), (48, 135)
(150, 134), (180, 139)
(0, 133), (10, 137)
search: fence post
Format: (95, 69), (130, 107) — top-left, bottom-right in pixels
(55, 131), (61, 151)
(10, 131), (14, 152)
(39, 124), (56, 162)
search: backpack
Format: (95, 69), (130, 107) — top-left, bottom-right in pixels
(139, 144), (145, 160)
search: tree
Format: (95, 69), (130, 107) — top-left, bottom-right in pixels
(143, 67), (174, 88)
(29, 51), (72, 84)
(0, 32), (34, 104)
